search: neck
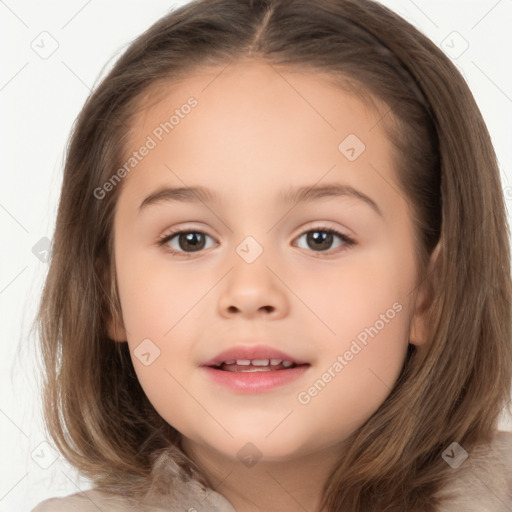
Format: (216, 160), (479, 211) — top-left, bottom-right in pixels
(181, 437), (342, 512)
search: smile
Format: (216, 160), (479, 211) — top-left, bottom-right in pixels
(202, 362), (310, 392)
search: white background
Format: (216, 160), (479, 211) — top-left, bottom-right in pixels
(1, 0), (512, 510)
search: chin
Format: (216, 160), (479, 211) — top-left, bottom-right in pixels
(222, 433), (308, 463)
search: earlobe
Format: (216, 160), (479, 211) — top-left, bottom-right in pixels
(409, 242), (442, 347)
(97, 258), (128, 342)
(409, 313), (428, 347)
(107, 310), (127, 342)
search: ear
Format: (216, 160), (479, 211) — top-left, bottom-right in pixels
(107, 307), (127, 342)
(97, 257), (128, 343)
(409, 242), (441, 347)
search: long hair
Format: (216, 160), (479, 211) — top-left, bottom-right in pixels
(35, 0), (512, 510)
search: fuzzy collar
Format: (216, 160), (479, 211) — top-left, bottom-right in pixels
(33, 431), (512, 511)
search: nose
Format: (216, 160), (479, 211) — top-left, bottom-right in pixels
(217, 256), (289, 320)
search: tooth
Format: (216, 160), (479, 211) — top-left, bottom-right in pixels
(270, 359), (282, 365)
(236, 359), (251, 365)
(282, 360), (294, 367)
(239, 367), (272, 372)
(251, 359), (270, 366)
(224, 360), (235, 365)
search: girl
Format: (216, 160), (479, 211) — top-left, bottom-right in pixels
(33, 0), (512, 511)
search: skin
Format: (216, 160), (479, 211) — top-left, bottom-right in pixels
(109, 59), (431, 512)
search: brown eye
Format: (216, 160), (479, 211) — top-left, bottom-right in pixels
(160, 231), (216, 254)
(295, 228), (353, 253)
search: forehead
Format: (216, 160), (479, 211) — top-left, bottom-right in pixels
(128, 59), (389, 146)
(117, 60), (401, 213)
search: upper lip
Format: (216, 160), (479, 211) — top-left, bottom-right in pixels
(201, 344), (309, 367)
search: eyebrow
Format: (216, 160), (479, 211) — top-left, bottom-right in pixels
(139, 183), (382, 217)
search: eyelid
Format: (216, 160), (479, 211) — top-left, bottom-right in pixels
(292, 224), (355, 256)
(157, 224), (217, 245)
(157, 222), (355, 257)
(291, 220), (354, 240)
(157, 221), (353, 241)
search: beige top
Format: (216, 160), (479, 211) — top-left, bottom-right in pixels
(33, 431), (512, 511)
(31, 477), (236, 511)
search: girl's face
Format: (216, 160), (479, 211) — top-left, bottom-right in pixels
(110, 60), (427, 464)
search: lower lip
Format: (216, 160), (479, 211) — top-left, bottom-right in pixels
(201, 365), (310, 393)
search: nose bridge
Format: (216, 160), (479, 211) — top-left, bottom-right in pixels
(230, 233), (274, 293)
(217, 233), (289, 318)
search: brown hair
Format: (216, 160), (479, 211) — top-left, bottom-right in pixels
(35, 0), (512, 510)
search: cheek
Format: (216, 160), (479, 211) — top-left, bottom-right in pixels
(115, 246), (213, 338)
(292, 241), (414, 344)
(114, 250), (216, 416)
(295, 302), (410, 448)
(112, 216), (417, 451)
(290, 248), (413, 433)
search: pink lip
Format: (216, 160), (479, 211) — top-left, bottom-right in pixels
(201, 344), (308, 367)
(200, 344), (310, 393)
(202, 364), (310, 393)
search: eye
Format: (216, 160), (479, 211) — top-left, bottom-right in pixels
(158, 229), (217, 255)
(294, 227), (354, 254)
(157, 226), (354, 257)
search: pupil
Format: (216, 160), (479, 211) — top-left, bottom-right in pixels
(176, 231), (333, 252)
(308, 231), (332, 251)
(180, 232), (205, 251)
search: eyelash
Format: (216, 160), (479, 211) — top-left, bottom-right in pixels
(157, 226), (355, 258)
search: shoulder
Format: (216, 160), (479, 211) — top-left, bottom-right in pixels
(31, 489), (160, 512)
(31, 484), (236, 512)
(434, 430), (512, 511)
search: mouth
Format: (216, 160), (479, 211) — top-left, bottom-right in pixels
(201, 345), (310, 371)
(207, 359), (309, 372)
(200, 345), (311, 392)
